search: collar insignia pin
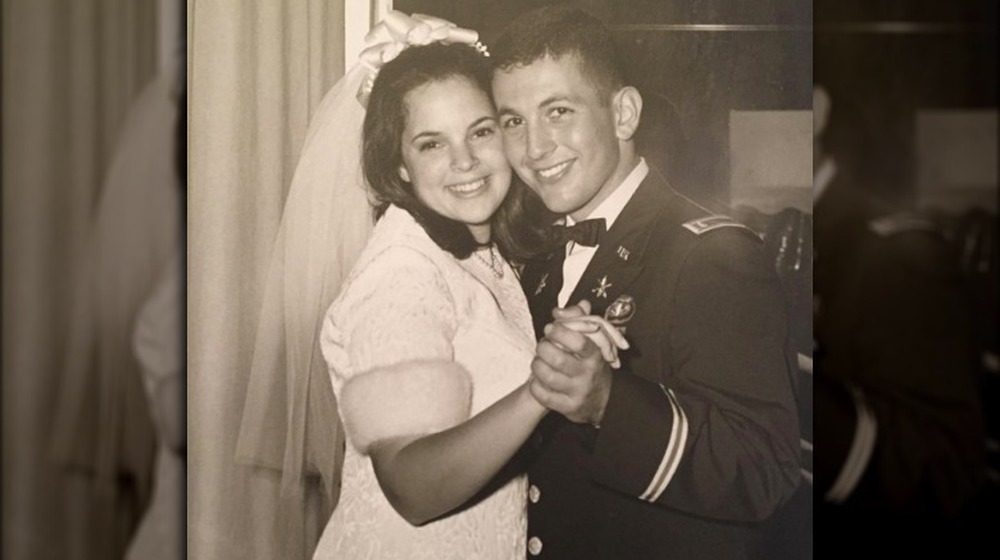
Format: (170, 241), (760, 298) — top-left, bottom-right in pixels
(616, 245), (630, 261)
(592, 275), (613, 299)
(535, 273), (549, 296)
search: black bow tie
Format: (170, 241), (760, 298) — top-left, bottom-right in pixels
(550, 218), (606, 248)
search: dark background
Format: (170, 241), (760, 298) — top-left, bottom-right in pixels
(815, 0), (997, 203)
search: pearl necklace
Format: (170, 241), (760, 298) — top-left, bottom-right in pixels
(473, 244), (504, 279)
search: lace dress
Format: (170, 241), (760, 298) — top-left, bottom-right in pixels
(313, 205), (536, 560)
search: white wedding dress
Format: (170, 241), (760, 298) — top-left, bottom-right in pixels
(312, 205), (535, 560)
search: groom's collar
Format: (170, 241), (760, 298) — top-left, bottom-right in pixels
(565, 158), (649, 230)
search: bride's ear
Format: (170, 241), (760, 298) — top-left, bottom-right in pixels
(398, 165), (411, 183)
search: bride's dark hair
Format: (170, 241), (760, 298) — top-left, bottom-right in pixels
(362, 42), (553, 261)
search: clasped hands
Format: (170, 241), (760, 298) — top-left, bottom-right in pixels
(528, 300), (629, 427)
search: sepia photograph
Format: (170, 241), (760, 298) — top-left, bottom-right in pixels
(2, 1), (996, 559)
(188, 1), (811, 559)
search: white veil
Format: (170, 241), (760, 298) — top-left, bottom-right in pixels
(234, 11), (485, 500)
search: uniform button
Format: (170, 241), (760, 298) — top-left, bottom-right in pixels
(528, 536), (543, 556)
(528, 484), (541, 504)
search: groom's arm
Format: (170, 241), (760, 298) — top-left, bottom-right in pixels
(534, 231), (802, 522)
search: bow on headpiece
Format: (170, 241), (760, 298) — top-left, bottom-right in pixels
(356, 11), (487, 106)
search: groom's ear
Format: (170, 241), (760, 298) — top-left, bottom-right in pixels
(398, 165), (411, 183)
(613, 86), (643, 141)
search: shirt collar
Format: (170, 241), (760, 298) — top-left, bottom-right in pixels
(566, 158), (649, 230)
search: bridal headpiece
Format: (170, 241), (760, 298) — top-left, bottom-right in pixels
(356, 11), (488, 106)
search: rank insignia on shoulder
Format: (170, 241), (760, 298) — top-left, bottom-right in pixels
(869, 214), (939, 237)
(682, 215), (761, 239)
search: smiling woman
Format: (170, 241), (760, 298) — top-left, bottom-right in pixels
(310, 37), (551, 560)
(359, 42), (545, 261)
(397, 77), (511, 244)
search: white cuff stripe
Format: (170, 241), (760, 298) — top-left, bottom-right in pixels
(825, 387), (877, 503)
(640, 387), (688, 502)
(639, 389), (678, 501)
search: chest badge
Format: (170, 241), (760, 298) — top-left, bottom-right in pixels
(604, 294), (636, 326)
(534, 273), (549, 296)
(592, 275), (613, 299)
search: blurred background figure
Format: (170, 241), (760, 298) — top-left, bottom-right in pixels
(813, 0), (998, 556)
(2, 0), (185, 558)
(125, 248), (184, 560)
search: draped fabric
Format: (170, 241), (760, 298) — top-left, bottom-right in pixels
(188, 1), (348, 558)
(48, 66), (182, 560)
(2, 1), (159, 559)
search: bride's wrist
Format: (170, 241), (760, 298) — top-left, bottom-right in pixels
(520, 379), (547, 415)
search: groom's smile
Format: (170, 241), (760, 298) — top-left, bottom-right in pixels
(535, 159), (575, 181)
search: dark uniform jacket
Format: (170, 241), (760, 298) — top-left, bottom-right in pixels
(813, 176), (986, 555)
(518, 168), (801, 560)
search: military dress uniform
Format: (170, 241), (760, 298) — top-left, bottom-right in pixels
(813, 176), (986, 555)
(518, 163), (801, 560)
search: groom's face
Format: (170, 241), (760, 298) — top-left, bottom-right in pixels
(493, 54), (622, 221)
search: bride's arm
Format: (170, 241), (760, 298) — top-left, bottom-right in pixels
(327, 246), (547, 526)
(369, 380), (545, 526)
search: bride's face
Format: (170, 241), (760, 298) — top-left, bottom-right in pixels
(398, 76), (512, 244)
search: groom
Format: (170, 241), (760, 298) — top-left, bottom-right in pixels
(491, 7), (801, 559)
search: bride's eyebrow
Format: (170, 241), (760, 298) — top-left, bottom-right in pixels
(408, 116), (496, 143)
(409, 130), (442, 143)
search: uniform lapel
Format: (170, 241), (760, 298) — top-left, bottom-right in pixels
(568, 171), (671, 316)
(521, 248), (566, 340)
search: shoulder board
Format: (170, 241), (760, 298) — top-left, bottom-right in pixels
(682, 215), (762, 240)
(868, 214), (940, 237)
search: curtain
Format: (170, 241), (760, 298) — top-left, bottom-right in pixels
(187, 1), (346, 558)
(2, 1), (158, 559)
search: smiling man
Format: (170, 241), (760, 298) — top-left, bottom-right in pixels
(491, 6), (802, 559)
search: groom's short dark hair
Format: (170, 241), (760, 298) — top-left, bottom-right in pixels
(491, 5), (626, 102)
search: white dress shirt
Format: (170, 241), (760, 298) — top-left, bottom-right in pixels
(558, 158), (649, 307)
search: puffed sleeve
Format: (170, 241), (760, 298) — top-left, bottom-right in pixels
(320, 246), (473, 454)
